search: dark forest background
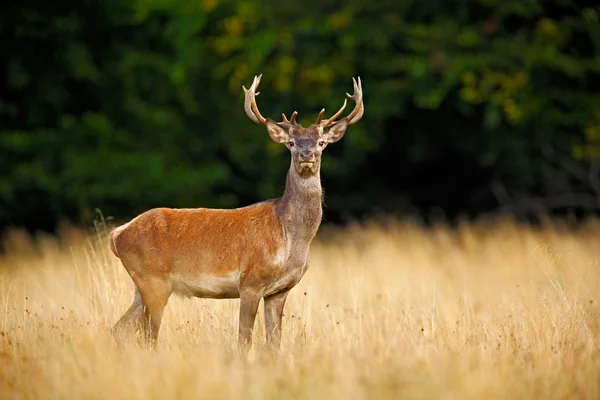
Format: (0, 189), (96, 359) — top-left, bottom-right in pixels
(1, 0), (600, 235)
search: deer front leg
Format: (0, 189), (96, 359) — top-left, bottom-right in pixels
(264, 289), (290, 349)
(238, 289), (261, 353)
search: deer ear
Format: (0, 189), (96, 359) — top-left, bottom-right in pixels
(322, 118), (348, 143)
(265, 119), (290, 143)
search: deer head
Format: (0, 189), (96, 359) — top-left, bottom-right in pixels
(243, 75), (364, 177)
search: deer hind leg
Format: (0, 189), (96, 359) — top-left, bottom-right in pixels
(136, 275), (171, 347)
(112, 287), (144, 341)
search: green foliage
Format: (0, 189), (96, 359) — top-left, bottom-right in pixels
(1, 0), (599, 231)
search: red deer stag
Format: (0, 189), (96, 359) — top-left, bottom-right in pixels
(109, 74), (364, 351)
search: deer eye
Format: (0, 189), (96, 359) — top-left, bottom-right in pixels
(318, 140), (325, 147)
(288, 141), (295, 147)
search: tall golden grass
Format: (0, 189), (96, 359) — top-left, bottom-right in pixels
(1, 216), (600, 399)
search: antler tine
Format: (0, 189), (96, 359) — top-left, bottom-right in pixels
(243, 74), (267, 125)
(317, 76), (362, 128)
(244, 74), (303, 129)
(344, 76), (364, 124)
(315, 109), (326, 125)
(319, 98), (348, 128)
(278, 111), (299, 129)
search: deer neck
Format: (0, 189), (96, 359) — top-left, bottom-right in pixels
(276, 161), (323, 242)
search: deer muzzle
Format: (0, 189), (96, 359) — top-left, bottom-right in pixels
(298, 152), (316, 169)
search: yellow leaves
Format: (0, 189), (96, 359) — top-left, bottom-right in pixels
(582, 8), (599, 24)
(223, 16), (243, 38)
(274, 56), (297, 92)
(460, 70), (528, 123)
(571, 143), (600, 161)
(513, 72), (527, 88)
(572, 145), (585, 161)
(585, 110), (600, 140)
(573, 110), (600, 161)
(201, 0), (219, 13)
(227, 63), (250, 93)
(535, 18), (565, 47)
(585, 125), (600, 142)
(226, 55), (296, 96)
(461, 71), (477, 86)
(212, 36), (241, 57)
(460, 87), (482, 104)
(301, 65), (335, 87)
(536, 18), (559, 38)
(327, 11), (352, 30)
(502, 99), (521, 123)
(211, 16), (245, 57)
(460, 72), (482, 103)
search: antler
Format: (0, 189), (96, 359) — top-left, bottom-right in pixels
(243, 74), (267, 124)
(243, 74), (299, 128)
(244, 74), (363, 129)
(279, 111), (298, 129)
(315, 99), (347, 127)
(316, 77), (364, 128)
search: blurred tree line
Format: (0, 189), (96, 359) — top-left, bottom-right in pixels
(1, 0), (599, 234)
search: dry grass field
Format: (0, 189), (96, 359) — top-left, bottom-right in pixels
(1, 216), (600, 399)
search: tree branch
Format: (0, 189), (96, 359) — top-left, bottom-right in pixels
(541, 144), (595, 192)
(588, 157), (600, 197)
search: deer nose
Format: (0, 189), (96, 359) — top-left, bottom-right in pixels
(300, 151), (315, 161)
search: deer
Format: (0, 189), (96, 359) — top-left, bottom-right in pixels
(109, 74), (364, 352)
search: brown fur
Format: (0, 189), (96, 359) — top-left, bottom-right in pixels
(110, 75), (363, 351)
(111, 203), (284, 289)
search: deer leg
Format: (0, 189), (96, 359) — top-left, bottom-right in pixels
(136, 276), (171, 348)
(238, 289), (261, 353)
(112, 287), (144, 341)
(264, 289), (290, 349)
